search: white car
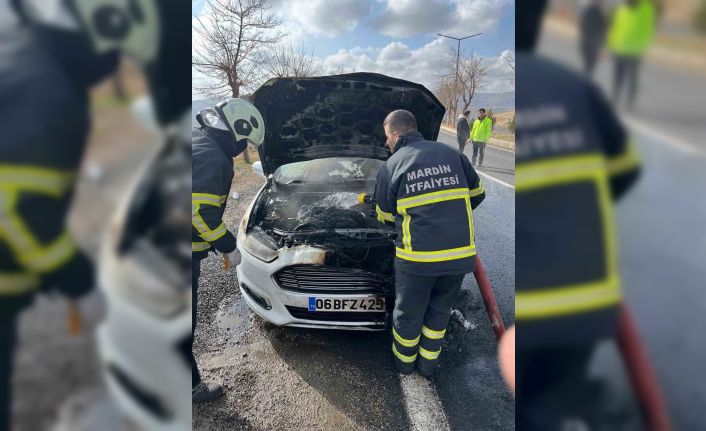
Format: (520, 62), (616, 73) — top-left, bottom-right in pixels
(96, 103), (192, 431)
(236, 73), (445, 330)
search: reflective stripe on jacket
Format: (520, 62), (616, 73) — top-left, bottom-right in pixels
(470, 117), (493, 142)
(374, 131), (485, 276)
(0, 166), (79, 296)
(192, 126), (244, 257)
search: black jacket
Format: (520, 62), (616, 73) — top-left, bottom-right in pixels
(191, 125), (246, 260)
(374, 131), (485, 276)
(0, 19), (117, 312)
(580, 5), (606, 51)
(456, 116), (470, 141)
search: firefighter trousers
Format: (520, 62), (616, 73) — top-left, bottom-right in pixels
(391, 268), (465, 375)
(191, 256), (203, 388)
(0, 311), (19, 431)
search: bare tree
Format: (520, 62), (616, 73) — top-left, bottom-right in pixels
(504, 51), (515, 85)
(192, 0), (284, 98)
(193, 0), (284, 162)
(457, 55), (492, 118)
(434, 72), (457, 125)
(328, 64), (353, 75)
(505, 52), (515, 73)
(435, 51), (492, 124)
(263, 41), (325, 78)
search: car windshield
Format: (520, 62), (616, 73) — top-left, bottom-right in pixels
(274, 157), (384, 184)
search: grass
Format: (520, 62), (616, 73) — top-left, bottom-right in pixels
(491, 132), (516, 143)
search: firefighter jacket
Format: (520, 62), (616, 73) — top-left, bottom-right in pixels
(0, 21), (116, 311)
(373, 131), (485, 276)
(516, 53), (640, 347)
(191, 124), (246, 260)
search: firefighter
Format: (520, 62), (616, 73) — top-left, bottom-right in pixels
(0, 5), (117, 430)
(373, 110), (485, 377)
(191, 99), (264, 402)
(469, 108), (493, 167)
(1, 1), (188, 428)
(516, 0), (641, 428)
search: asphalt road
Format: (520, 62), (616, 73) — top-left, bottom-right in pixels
(539, 25), (706, 430)
(193, 144), (516, 430)
(437, 130), (516, 187)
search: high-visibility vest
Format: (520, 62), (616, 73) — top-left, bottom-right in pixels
(608, 0), (656, 56)
(470, 117), (493, 142)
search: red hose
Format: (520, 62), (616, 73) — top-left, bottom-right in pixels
(617, 303), (673, 431)
(473, 255), (506, 340)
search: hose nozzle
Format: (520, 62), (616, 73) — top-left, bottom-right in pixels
(357, 192), (376, 204)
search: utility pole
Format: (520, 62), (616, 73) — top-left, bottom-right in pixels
(437, 32), (481, 123)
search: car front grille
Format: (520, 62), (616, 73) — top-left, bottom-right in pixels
(274, 265), (393, 294)
(285, 306), (387, 324)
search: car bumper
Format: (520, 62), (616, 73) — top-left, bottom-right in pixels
(237, 243), (392, 331)
(97, 251), (192, 431)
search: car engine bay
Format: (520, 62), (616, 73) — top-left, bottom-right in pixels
(247, 183), (397, 276)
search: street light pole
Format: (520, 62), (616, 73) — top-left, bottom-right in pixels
(437, 32), (481, 123)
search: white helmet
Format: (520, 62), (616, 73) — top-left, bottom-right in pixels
(214, 98), (265, 147)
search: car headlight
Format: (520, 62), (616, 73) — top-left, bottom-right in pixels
(242, 229), (278, 263)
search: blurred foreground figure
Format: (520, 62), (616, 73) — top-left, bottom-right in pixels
(191, 98), (264, 402)
(516, 0), (641, 429)
(1, 1), (189, 430)
(607, 0), (657, 109)
(579, 0), (607, 76)
(0, 4), (118, 430)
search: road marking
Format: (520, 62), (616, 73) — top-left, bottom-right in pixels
(438, 130), (516, 189)
(622, 115), (706, 158)
(440, 129), (515, 153)
(478, 170), (515, 189)
(399, 374), (451, 431)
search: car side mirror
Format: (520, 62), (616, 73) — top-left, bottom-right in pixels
(252, 161), (265, 178)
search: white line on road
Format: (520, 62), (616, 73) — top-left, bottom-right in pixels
(439, 130), (516, 189)
(622, 115), (706, 158)
(399, 374), (451, 431)
(478, 170), (515, 189)
(440, 129), (515, 153)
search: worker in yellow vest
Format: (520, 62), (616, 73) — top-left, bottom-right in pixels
(469, 108), (493, 167)
(607, 0), (658, 109)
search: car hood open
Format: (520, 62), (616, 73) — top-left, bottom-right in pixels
(251, 73), (445, 175)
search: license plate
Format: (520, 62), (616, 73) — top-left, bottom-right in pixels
(308, 297), (386, 312)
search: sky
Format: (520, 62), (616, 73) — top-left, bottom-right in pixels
(192, 0), (515, 99)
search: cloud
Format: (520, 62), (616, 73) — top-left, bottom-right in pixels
(272, 0), (371, 37)
(374, 0), (508, 38)
(323, 39), (514, 94)
(379, 41), (413, 62)
(480, 49), (514, 92)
